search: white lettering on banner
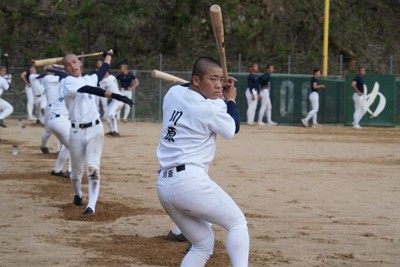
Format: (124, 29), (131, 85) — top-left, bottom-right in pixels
(363, 82), (387, 118)
(279, 80), (294, 117)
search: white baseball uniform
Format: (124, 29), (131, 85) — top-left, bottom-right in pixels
(303, 76), (322, 126)
(157, 84), (249, 267)
(29, 73), (47, 123)
(99, 74), (123, 134)
(245, 72), (260, 125)
(47, 77), (71, 173)
(62, 73), (104, 213)
(257, 72), (276, 125)
(0, 76), (13, 120)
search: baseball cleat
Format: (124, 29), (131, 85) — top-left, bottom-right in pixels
(301, 119), (309, 128)
(27, 116), (37, 121)
(51, 170), (70, 178)
(312, 123), (322, 128)
(257, 122), (266, 126)
(111, 132), (120, 137)
(353, 125), (362, 129)
(267, 122), (277, 126)
(105, 131), (113, 135)
(73, 195), (83, 206)
(40, 146), (50, 154)
(121, 119), (128, 123)
(82, 207), (94, 215)
(166, 231), (188, 242)
(0, 119), (7, 128)
(186, 243), (192, 253)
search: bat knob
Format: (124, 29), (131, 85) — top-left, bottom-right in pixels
(31, 59), (36, 64)
(108, 49), (113, 55)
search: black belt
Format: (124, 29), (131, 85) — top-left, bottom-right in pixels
(55, 114), (60, 118)
(71, 119), (100, 129)
(36, 95), (42, 97)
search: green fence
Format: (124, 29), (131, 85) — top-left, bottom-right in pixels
(2, 68), (399, 125)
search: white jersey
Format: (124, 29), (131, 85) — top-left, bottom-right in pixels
(99, 74), (120, 94)
(0, 76), (10, 97)
(62, 74), (99, 124)
(157, 84), (235, 170)
(43, 75), (60, 106)
(48, 79), (69, 117)
(29, 74), (45, 96)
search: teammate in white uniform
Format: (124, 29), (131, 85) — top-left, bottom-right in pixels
(301, 68), (325, 127)
(0, 66), (13, 128)
(28, 66), (47, 125)
(157, 57), (249, 267)
(20, 67), (36, 121)
(61, 52), (132, 215)
(45, 69), (71, 177)
(99, 71), (123, 136)
(245, 63), (259, 125)
(94, 60), (108, 115)
(257, 64), (277, 126)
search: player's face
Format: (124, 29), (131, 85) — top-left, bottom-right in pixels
(63, 57), (82, 77)
(359, 68), (366, 76)
(30, 66), (37, 74)
(315, 70), (321, 78)
(0, 68), (6, 76)
(195, 66), (224, 100)
(268, 66), (274, 73)
(120, 65), (128, 73)
(252, 64), (259, 73)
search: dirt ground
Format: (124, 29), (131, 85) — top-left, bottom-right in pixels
(0, 119), (399, 267)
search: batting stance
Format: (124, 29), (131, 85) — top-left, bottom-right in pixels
(61, 52), (132, 215)
(301, 68), (325, 127)
(0, 66), (13, 128)
(351, 66), (367, 129)
(157, 57), (249, 266)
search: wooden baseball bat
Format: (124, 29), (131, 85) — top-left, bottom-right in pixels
(210, 4), (228, 79)
(151, 70), (188, 84)
(31, 49), (113, 67)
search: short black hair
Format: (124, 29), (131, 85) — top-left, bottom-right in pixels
(313, 68), (321, 75)
(266, 63), (273, 69)
(191, 57), (221, 79)
(358, 66), (365, 72)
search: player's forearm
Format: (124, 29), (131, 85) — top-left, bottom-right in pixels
(96, 63), (110, 81)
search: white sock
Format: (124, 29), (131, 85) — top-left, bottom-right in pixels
(87, 171), (100, 212)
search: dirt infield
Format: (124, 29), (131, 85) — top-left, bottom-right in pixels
(0, 119), (399, 266)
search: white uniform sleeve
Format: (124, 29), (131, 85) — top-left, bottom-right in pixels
(207, 99), (236, 140)
(0, 77), (9, 91)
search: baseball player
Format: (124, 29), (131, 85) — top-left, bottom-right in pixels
(61, 52), (132, 215)
(45, 69), (71, 177)
(99, 70), (123, 136)
(257, 64), (277, 126)
(116, 63), (139, 122)
(20, 66), (36, 121)
(94, 60), (108, 115)
(0, 66), (13, 128)
(28, 66), (47, 125)
(301, 68), (326, 128)
(351, 66), (367, 129)
(245, 63), (259, 125)
(157, 57), (248, 266)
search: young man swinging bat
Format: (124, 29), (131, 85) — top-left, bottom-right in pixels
(157, 57), (249, 267)
(61, 51), (132, 215)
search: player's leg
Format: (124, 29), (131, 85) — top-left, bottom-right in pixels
(0, 98), (14, 127)
(265, 90), (276, 125)
(311, 93), (320, 125)
(69, 128), (86, 205)
(257, 90), (267, 125)
(245, 89), (257, 125)
(100, 97), (108, 115)
(122, 90), (132, 121)
(49, 118), (71, 176)
(352, 93), (362, 128)
(25, 86), (36, 120)
(85, 124), (104, 213)
(38, 97), (47, 124)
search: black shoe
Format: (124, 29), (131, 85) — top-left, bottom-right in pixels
(36, 119), (41, 125)
(40, 146), (49, 154)
(111, 132), (120, 137)
(51, 170), (69, 178)
(166, 231), (187, 242)
(0, 119), (7, 128)
(73, 195), (83, 206)
(105, 131), (113, 135)
(186, 243), (192, 253)
(82, 207), (94, 215)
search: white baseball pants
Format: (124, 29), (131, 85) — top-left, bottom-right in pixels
(41, 106), (53, 148)
(258, 89), (273, 123)
(122, 90), (132, 120)
(95, 96), (108, 114)
(157, 164), (249, 267)
(0, 98), (13, 120)
(69, 122), (104, 213)
(104, 99), (124, 133)
(34, 95), (47, 123)
(25, 85), (35, 119)
(47, 114), (71, 173)
(352, 93), (367, 126)
(245, 88), (258, 124)
(304, 92), (319, 124)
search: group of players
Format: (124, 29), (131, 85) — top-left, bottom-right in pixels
(246, 63), (368, 129)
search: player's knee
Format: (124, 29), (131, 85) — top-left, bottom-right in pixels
(191, 233), (215, 259)
(88, 166), (100, 181)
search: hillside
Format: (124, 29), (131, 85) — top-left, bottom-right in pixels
(1, 0), (400, 74)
